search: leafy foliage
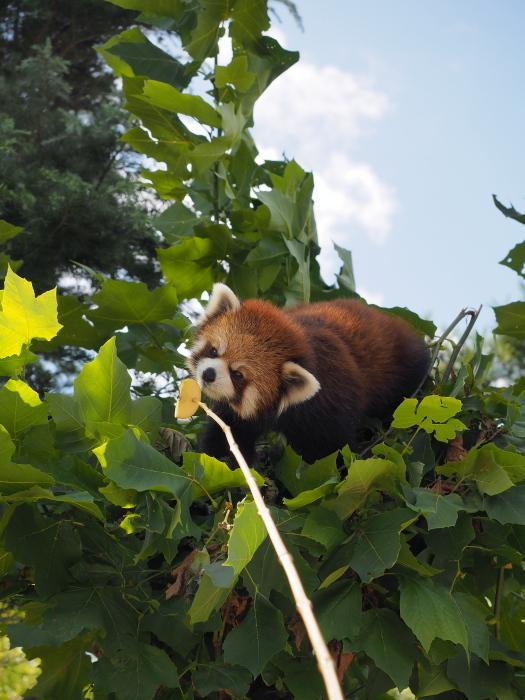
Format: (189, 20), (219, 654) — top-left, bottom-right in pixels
(1, 2), (525, 700)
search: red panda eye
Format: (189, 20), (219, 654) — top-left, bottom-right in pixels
(209, 347), (218, 358)
(231, 370), (243, 380)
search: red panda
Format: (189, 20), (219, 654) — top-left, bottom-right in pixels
(188, 283), (430, 464)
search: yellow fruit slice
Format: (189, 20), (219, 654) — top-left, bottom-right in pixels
(175, 378), (202, 418)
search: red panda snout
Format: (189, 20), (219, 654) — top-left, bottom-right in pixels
(193, 356), (237, 403)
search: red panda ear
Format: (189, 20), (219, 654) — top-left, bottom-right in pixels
(278, 361), (320, 414)
(200, 283), (241, 324)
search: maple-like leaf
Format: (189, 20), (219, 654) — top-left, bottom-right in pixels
(0, 267), (62, 358)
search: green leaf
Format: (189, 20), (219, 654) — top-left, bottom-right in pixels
(26, 637), (93, 700)
(374, 305), (437, 338)
(312, 580), (361, 641)
(40, 585), (136, 650)
(45, 393), (98, 454)
(2, 485), (103, 520)
(193, 660), (253, 699)
(106, 34), (191, 90)
(493, 194), (525, 225)
(94, 636), (180, 698)
(94, 428), (192, 498)
(283, 478), (339, 510)
(4, 503), (81, 599)
(408, 488), (467, 529)
(183, 452), (263, 497)
(242, 537), (287, 599)
(493, 301), (525, 339)
(0, 379), (48, 438)
(87, 279), (178, 335)
(325, 458), (402, 519)
(302, 506), (346, 553)
(484, 485), (525, 524)
(224, 497), (267, 576)
(333, 242), (357, 294)
(184, 0), (228, 61)
(140, 79), (221, 126)
(0, 267), (62, 358)
(438, 444), (516, 496)
(0, 425), (55, 496)
(395, 539), (443, 577)
(453, 592), (491, 663)
(417, 661), (459, 697)
(398, 575), (469, 653)
(0, 219), (23, 243)
(215, 55), (256, 92)
(223, 593), (287, 676)
(155, 202), (208, 243)
(257, 190), (293, 236)
(350, 608), (417, 692)
(0, 347), (39, 377)
(500, 240), (525, 278)
(73, 336), (133, 427)
(157, 238), (216, 299)
(392, 395), (466, 441)
(34, 295), (99, 351)
(447, 647), (513, 700)
(297, 452), (340, 492)
(229, 0), (270, 47)
(190, 134), (231, 173)
(425, 512), (475, 560)
(188, 564), (235, 624)
(275, 446), (302, 497)
(348, 508), (417, 582)
(121, 125), (191, 177)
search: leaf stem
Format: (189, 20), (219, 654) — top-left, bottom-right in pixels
(401, 426), (422, 456)
(494, 565), (505, 639)
(441, 306), (482, 384)
(197, 399), (344, 700)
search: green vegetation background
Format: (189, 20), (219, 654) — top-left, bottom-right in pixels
(2, 1), (525, 699)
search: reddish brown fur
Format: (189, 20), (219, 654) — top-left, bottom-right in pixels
(190, 289), (430, 464)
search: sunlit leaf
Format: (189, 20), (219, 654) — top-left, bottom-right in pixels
(0, 267), (62, 358)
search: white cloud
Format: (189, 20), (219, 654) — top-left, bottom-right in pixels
(252, 57), (398, 253)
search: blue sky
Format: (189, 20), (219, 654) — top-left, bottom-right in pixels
(250, 1), (525, 332)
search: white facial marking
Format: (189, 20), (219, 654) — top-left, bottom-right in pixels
(218, 337), (228, 355)
(195, 357), (235, 400)
(239, 385), (260, 419)
(190, 337), (206, 356)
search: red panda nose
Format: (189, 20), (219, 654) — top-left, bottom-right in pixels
(202, 367), (216, 383)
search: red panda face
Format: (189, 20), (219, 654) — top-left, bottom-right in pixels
(187, 284), (320, 420)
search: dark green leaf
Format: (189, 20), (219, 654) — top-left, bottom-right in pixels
(484, 484), (525, 524)
(398, 575), (469, 653)
(193, 660), (252, 699)
(223, 592), (287, 676)
(493, 194), (525, 225)
(94, 635), (180, 698)
(350, 608), (417, 692)
(408, 488), (467, 529)
(425, 512), (475, 560)
(312, 580), (361, 642)
(94, 428), (192, 498)
(493, 301), (525, 340)
(26, 637), (93, 700)
(448, 647), (512, 700)
(4, 504), (81, 599)
(88, 279), (179, 335)
(500, 240), (525, 278)
(348, 508), (417, 582)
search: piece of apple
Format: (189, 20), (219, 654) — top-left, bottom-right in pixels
(175, 378), (202, 419)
